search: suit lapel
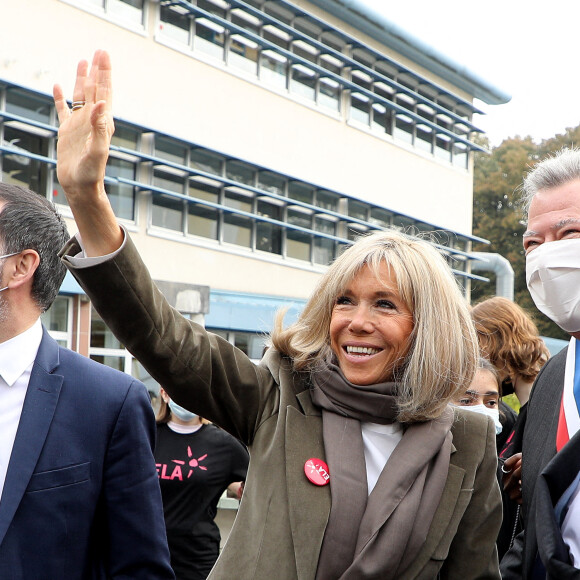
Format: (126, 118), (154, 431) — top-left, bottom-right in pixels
(534, 430), (580, 577)
(0, 331), (63, 547)
(285, 391), (330, 580)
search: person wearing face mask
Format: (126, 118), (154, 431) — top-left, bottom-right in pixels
(155, 388), (249, 580)
(452, 358), (504, 437)
(499, 147), (580, 580)
(453, 357), (524, 561)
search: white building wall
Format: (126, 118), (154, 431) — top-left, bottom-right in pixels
(0, 0), (474, 244)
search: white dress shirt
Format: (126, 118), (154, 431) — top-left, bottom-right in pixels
(362, 421), (403, 495)
(0, 319), (43, 500)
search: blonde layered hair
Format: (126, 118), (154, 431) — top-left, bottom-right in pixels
(271, 229), (479, 423)
(471, 296), (549, 383)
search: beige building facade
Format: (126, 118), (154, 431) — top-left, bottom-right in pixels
(0, 0), (508, 374)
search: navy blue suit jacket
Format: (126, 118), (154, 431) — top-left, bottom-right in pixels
(0, 328), (174, 579)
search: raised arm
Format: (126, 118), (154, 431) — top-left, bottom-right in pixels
(53, 50), (123, 256)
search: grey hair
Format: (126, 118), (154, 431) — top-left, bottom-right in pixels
(0, 183), (69, 312)
(521, 147), (580, 217)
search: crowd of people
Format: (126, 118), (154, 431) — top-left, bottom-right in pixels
(0, 48), (579, 579)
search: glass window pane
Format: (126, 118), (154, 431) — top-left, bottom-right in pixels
(392, 215), (415, 231)
(189, 181), (219, 203)
(319, 78), (340, 112)
(371, 103), (392, 134)
(152, 194), (184, 231)
(287, 230), (311, 261)
(223, 213), (252, 247)
(435, 135), (452, 162)
(290, 64), (316, 100)
(316, 190), (339, 212)
(369, 208), (392, 228)
(226, 160), (254, 186)
(91, 307), (124, 349)
(453, 143), (469, 169)
(190, 148), (223, 175)
(287, 208), (312, 228)
(5, 89), (51, 124)
(41, 296), (70, 332)
(416, 125), (433, 153)
(107, 157), (136, 220)
(187, 183), (219, 240)
(154, 170), (185, 194)
(90, 354), (125, 371)
(228, 35), (259, 75)
(160, 5), (191, 45)
(224, 190), (252, 212)
(109, 0), (145, 26)
(260, 51), (287, 89)
(313, 237), (334, 265)
(187, 203), (218, 239)
(111, 123), (139, 150)
(155, 137), (187, 166)
(394, 114), (413, 144)
(256, 200), (282, 254)
(258, 171), (285, 196)
(288, 182), (313, 204)
(347, 225), (367, 242)
(1, 127), (49, 193)
(195, 18), (225, 59)
(347, 200), (368, 221)
(234, 332), (267, 360)
(350, 94), (371, 125)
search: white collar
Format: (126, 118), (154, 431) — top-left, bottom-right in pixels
(0, 319), (43, 386)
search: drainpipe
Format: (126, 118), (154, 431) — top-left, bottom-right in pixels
(470, 253), (515, 301)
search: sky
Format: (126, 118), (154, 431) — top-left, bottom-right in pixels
(358, 0), (580, 147)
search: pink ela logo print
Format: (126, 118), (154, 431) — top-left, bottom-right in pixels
(156, 446), (208, 481)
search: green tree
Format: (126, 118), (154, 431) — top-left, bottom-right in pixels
(471, 131), (573, 339)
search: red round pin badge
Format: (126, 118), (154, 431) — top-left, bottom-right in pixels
(304, 458), (330, 486)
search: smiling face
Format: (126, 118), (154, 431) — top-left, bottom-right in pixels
(329, 262), (414, 385)
(523, 179), (580, 254)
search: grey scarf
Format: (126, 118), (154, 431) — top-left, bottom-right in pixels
(311, 363), (453, 580)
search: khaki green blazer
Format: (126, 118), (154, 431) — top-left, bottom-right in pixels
(61, 234), (501, 580)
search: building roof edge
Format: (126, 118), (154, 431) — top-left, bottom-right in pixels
(310, 0), (511, 105)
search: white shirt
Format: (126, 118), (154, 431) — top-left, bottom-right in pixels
(0, 319), (43, 499)
(362, 421), (403, 495)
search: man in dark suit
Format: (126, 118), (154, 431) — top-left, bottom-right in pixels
(500, 148), (580, 579)
(0, 183), (174, 579)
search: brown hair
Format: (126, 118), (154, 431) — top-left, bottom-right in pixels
(471, 297), (549, 383)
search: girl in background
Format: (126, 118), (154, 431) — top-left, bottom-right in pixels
(155, 389), (249, 580)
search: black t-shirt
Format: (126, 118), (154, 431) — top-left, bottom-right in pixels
(155, 423), (249, 580)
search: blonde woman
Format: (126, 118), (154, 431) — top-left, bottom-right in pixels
(54, 50), (501, 580)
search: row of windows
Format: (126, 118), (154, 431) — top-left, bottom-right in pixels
(43, 295), (267, 400)
(66, 0), (483, 168)
(0, 83), (478, 278)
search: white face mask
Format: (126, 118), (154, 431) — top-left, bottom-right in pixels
(526, 238), (580, 333)
(168, 400), (198, 422)
(458, 404), (503, 435)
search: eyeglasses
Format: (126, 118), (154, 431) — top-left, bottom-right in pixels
(0, 252), (19, 260)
